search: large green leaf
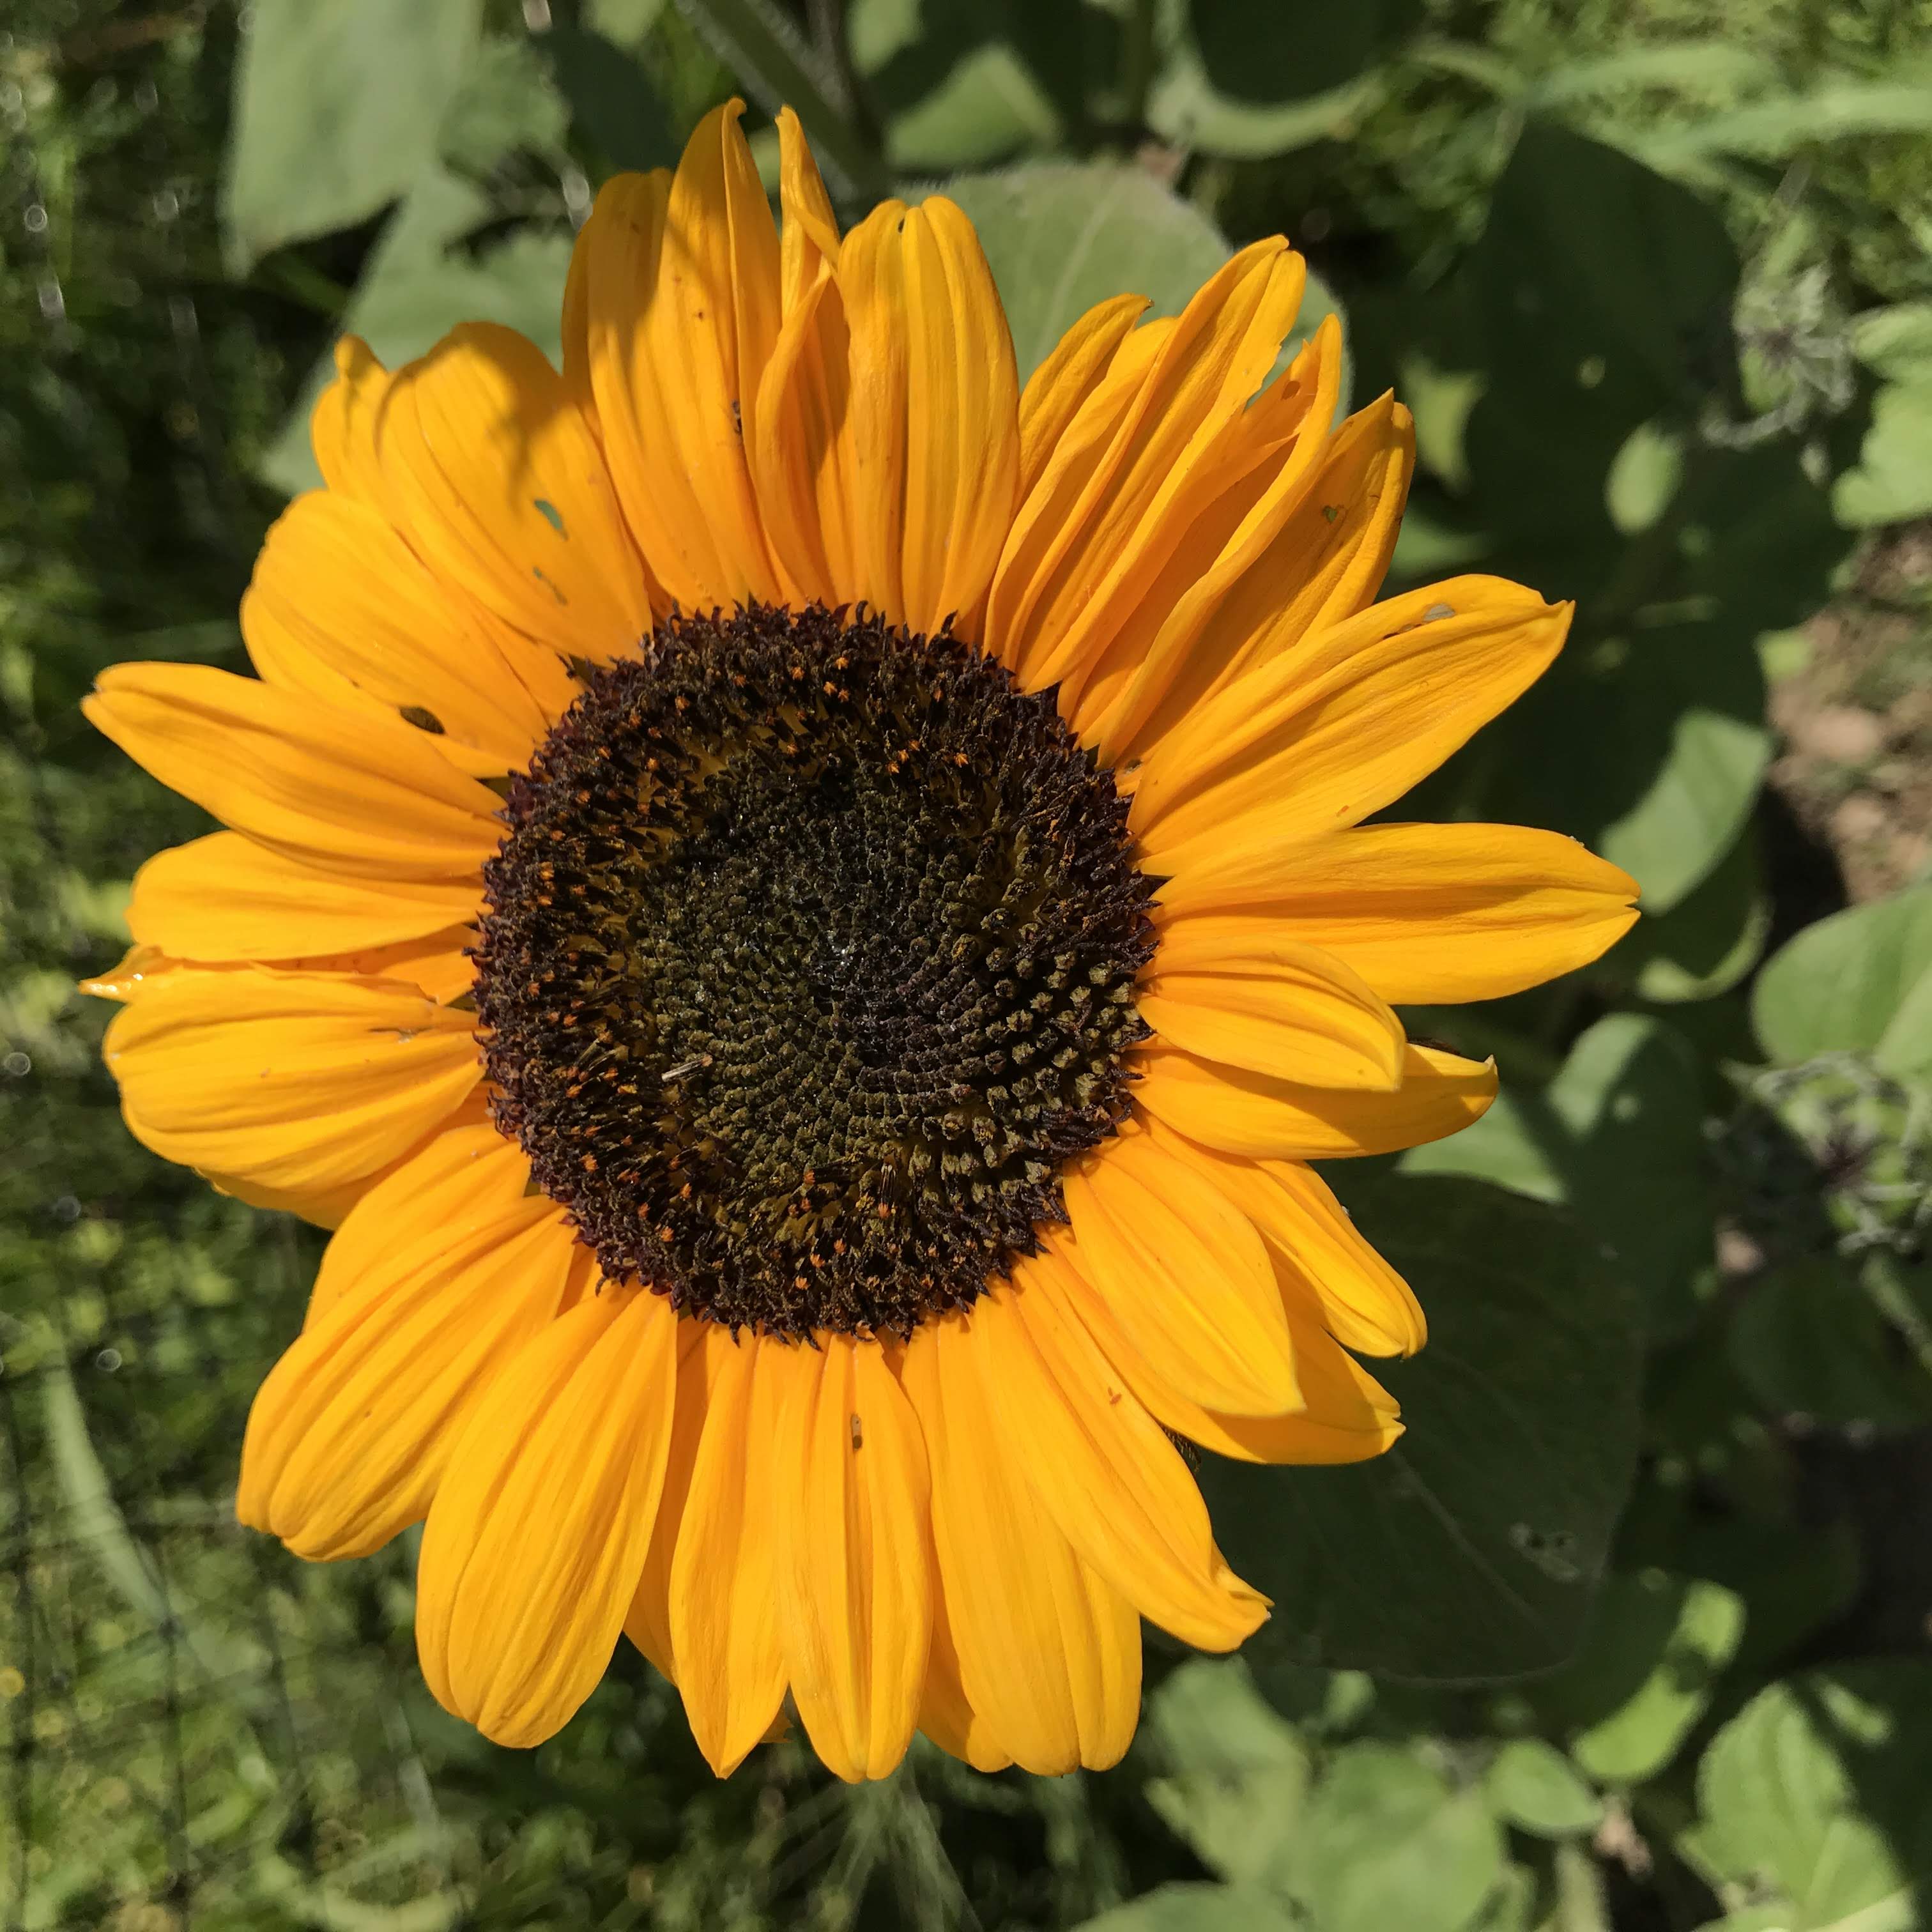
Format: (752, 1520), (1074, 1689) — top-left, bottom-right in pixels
(1145, 1660), (1310, 1884)
(1533, 1570), (1744, 1785)
(1199, 1176), (1643, 1682)
(1751, 885), (1932, 1068)
(222, 0), (484, 271)
(1685, 1662), (1932, 1931)
(1291, 1744), (1505, 1932)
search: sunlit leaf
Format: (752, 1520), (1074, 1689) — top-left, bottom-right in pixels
(1145, 1660), (1310, 1884)
(1291, 1744), (1504, 1932)
(1073, 1885), (1300, 1931)
(1751, 885), (1932, 1067)
(1685, 1662), (1932, 1929)
(222, 0), (484, 271)
(1482, 1738), (1604, 1839)
(1535, 1570), (1744, 1785)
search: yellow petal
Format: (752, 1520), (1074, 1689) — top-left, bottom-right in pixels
(974, 1267), (1269, 1652)
(1138, 930), (1406, 1089)
(1016, 293), (1147, 502)
(1130, 578), (1571, 868)
(242, 491), (558, 779)
(1143, 1120), (1426, 1357)
(668, 1329), (789, 1775)
(84, 663), (503, 884)
(833, 196), (1022, 636)
(985, 241), (1307, 691)
(751, 263), (857, 606)
(358, 323), (657, 668)
(306, 1109), (510, 1323)
(1132, 1041), (1498, 1160)
(1060, 1128), (1300, 1415)
(309, 333), (392, 500)
(128, 832), (482, 965)
(1204, 1321), (1404, 1466)
(566, 103), (783, 610)
(776, 105), (839, 310)
(239, 1141), (576, 1558)
(623, 1316), (716, 1682)
(1110, 376), (1411, 763)
(1069, 316), (1347, 758)
(775, 1337), (932, 1781)
(900, 1319), (1140, 1774)
(916, 1583), (1015, 1772)
(1156, 820), (1641, 1004)
(416, 1287), (678, 1746)
(104, 967), (480, 1200)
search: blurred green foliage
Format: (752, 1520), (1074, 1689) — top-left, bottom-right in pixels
(4, 1), (1932, 1928)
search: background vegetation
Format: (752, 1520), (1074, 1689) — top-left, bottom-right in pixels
(4, 1), (1932, 1927)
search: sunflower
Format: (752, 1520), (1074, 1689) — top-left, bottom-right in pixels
(83, 102), (1637, 1782)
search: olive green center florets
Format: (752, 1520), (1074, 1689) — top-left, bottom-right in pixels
(473, 602), (1155, 1339)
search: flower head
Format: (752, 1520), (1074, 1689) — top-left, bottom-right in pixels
(83, 103), (1637, 1780)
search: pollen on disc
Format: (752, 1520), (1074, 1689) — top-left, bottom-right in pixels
(473, 602), (1155, 1339)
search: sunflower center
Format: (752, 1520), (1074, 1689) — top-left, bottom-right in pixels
(474, 602), (1155, 1339)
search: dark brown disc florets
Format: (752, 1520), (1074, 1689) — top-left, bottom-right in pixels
(473, 602), (1155, 1338)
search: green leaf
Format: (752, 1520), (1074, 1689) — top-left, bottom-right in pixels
(588, 0), (670, 39)
(436, 36), (570, 177)
(1480, 438), (1838, 914)
(1621, 827), (1770, 1004)
(1149, 0), (1393, 160)
(1200, 1176), (1643, 1682)
(670, 0), (890, 197)
(1851, 303), (1932, 386)
(1468, 122), (1737, 417)
(1751, 885), (1932, 1067)
(1072, 1883), (1300, 1931)
(222, 0), (484, 271)
(934, 163), (1230, 383)
(260, 170), (573, 496)
(1184, 0), (1419, 105)
(1877, 968), (1932, 1081)
(1728, 1255), (1932, 1430)
(1536, 1570), (1744, 1786)
(1145, 1660), (1310, 1883)
(1482, 1738), (1604, 1839)
(1290, 1744), (1505, 1932)
(539, 25), (680, 172)
(847, 0), (1070, 171)
(1686, 1662), (1932, 1929)
(939, 162), (1347, 402)
(1834, 379), (1932, 530)
(1406, 1015), (1712, 1329)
